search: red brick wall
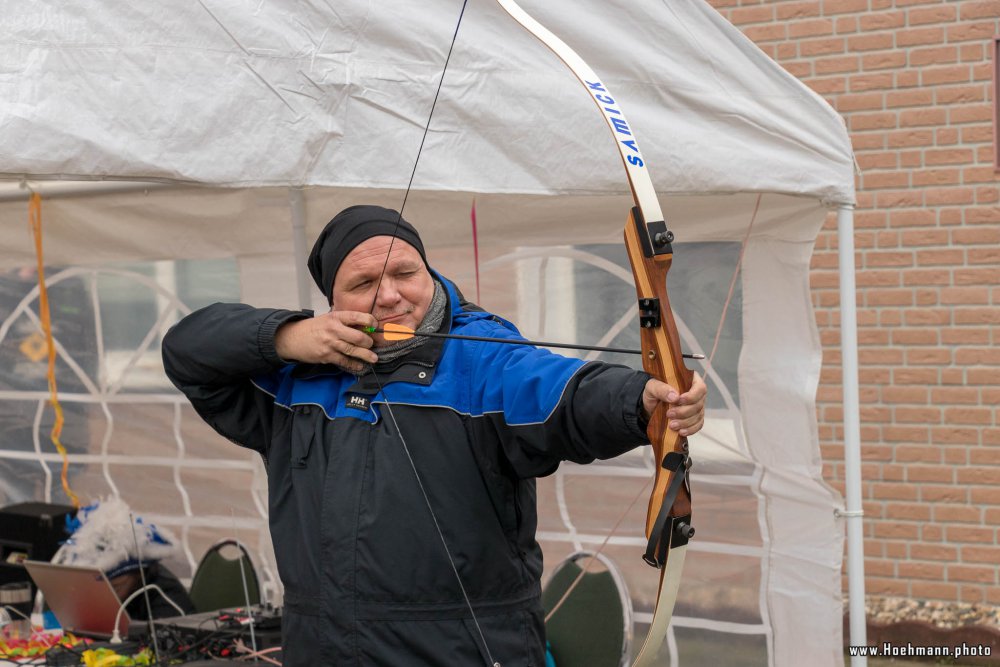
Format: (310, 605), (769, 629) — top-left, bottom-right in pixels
(705, 0), (1000, 605)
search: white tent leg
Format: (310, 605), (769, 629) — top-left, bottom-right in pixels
(289, 187), (312, 310)
(838, 204), (867, 666)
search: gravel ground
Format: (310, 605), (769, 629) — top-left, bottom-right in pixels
(861, 596), (1000, 629)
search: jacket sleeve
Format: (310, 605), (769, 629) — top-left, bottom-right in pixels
(467, 322), (651, 478)
(161, 302), (308, 454)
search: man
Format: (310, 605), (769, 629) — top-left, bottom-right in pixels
(53, 497), (194, 621)
(162, 204), (706, 666)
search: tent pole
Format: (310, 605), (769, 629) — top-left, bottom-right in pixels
(0, 180), (173, 202)
(289, 187), (312, 310)
(837, 204), (867, 666)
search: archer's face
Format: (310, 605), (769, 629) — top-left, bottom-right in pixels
(331, 236), (433, 346)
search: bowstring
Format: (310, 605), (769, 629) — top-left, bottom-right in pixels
(706, 193), (761, 369)
(542, 196), (762, 627)
(368, 0), (470, 311)
(368, 371), (496, 666)
(362, 2), (498, 666)
(543, 477), (650, 624)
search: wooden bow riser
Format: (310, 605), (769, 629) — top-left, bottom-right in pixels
(623, 208), (695, 560)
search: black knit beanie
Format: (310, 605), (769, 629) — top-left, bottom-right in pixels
(307, 205), (428, 303)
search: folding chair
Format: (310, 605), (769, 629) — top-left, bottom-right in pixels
(188, 539), (260, 613)
(542, 550), (633, 667)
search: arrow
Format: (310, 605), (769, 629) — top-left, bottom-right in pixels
(365, 323), (706, 360)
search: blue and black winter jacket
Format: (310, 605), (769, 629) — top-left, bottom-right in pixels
(162, 274), (650, 667)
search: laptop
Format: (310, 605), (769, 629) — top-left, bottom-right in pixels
(23, 560), (131, 638)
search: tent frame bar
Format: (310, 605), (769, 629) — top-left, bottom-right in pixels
(0, 179), (173, 202)
(288, 187), (312, 309)
(838, 204), (867, 666)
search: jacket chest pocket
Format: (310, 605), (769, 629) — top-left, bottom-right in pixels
(290, 407), (317, 469)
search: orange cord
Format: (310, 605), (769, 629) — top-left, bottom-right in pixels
(28, 193), (80, 508)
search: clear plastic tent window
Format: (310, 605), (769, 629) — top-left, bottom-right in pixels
(0, 259), (280, 600)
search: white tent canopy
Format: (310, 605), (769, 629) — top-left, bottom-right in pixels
(0, 2), (860, 666)
(1, 1), (852, 200)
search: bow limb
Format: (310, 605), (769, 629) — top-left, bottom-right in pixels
(494, 1), (694, 664)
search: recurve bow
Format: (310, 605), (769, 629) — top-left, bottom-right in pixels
(493, 2), (696, 663)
